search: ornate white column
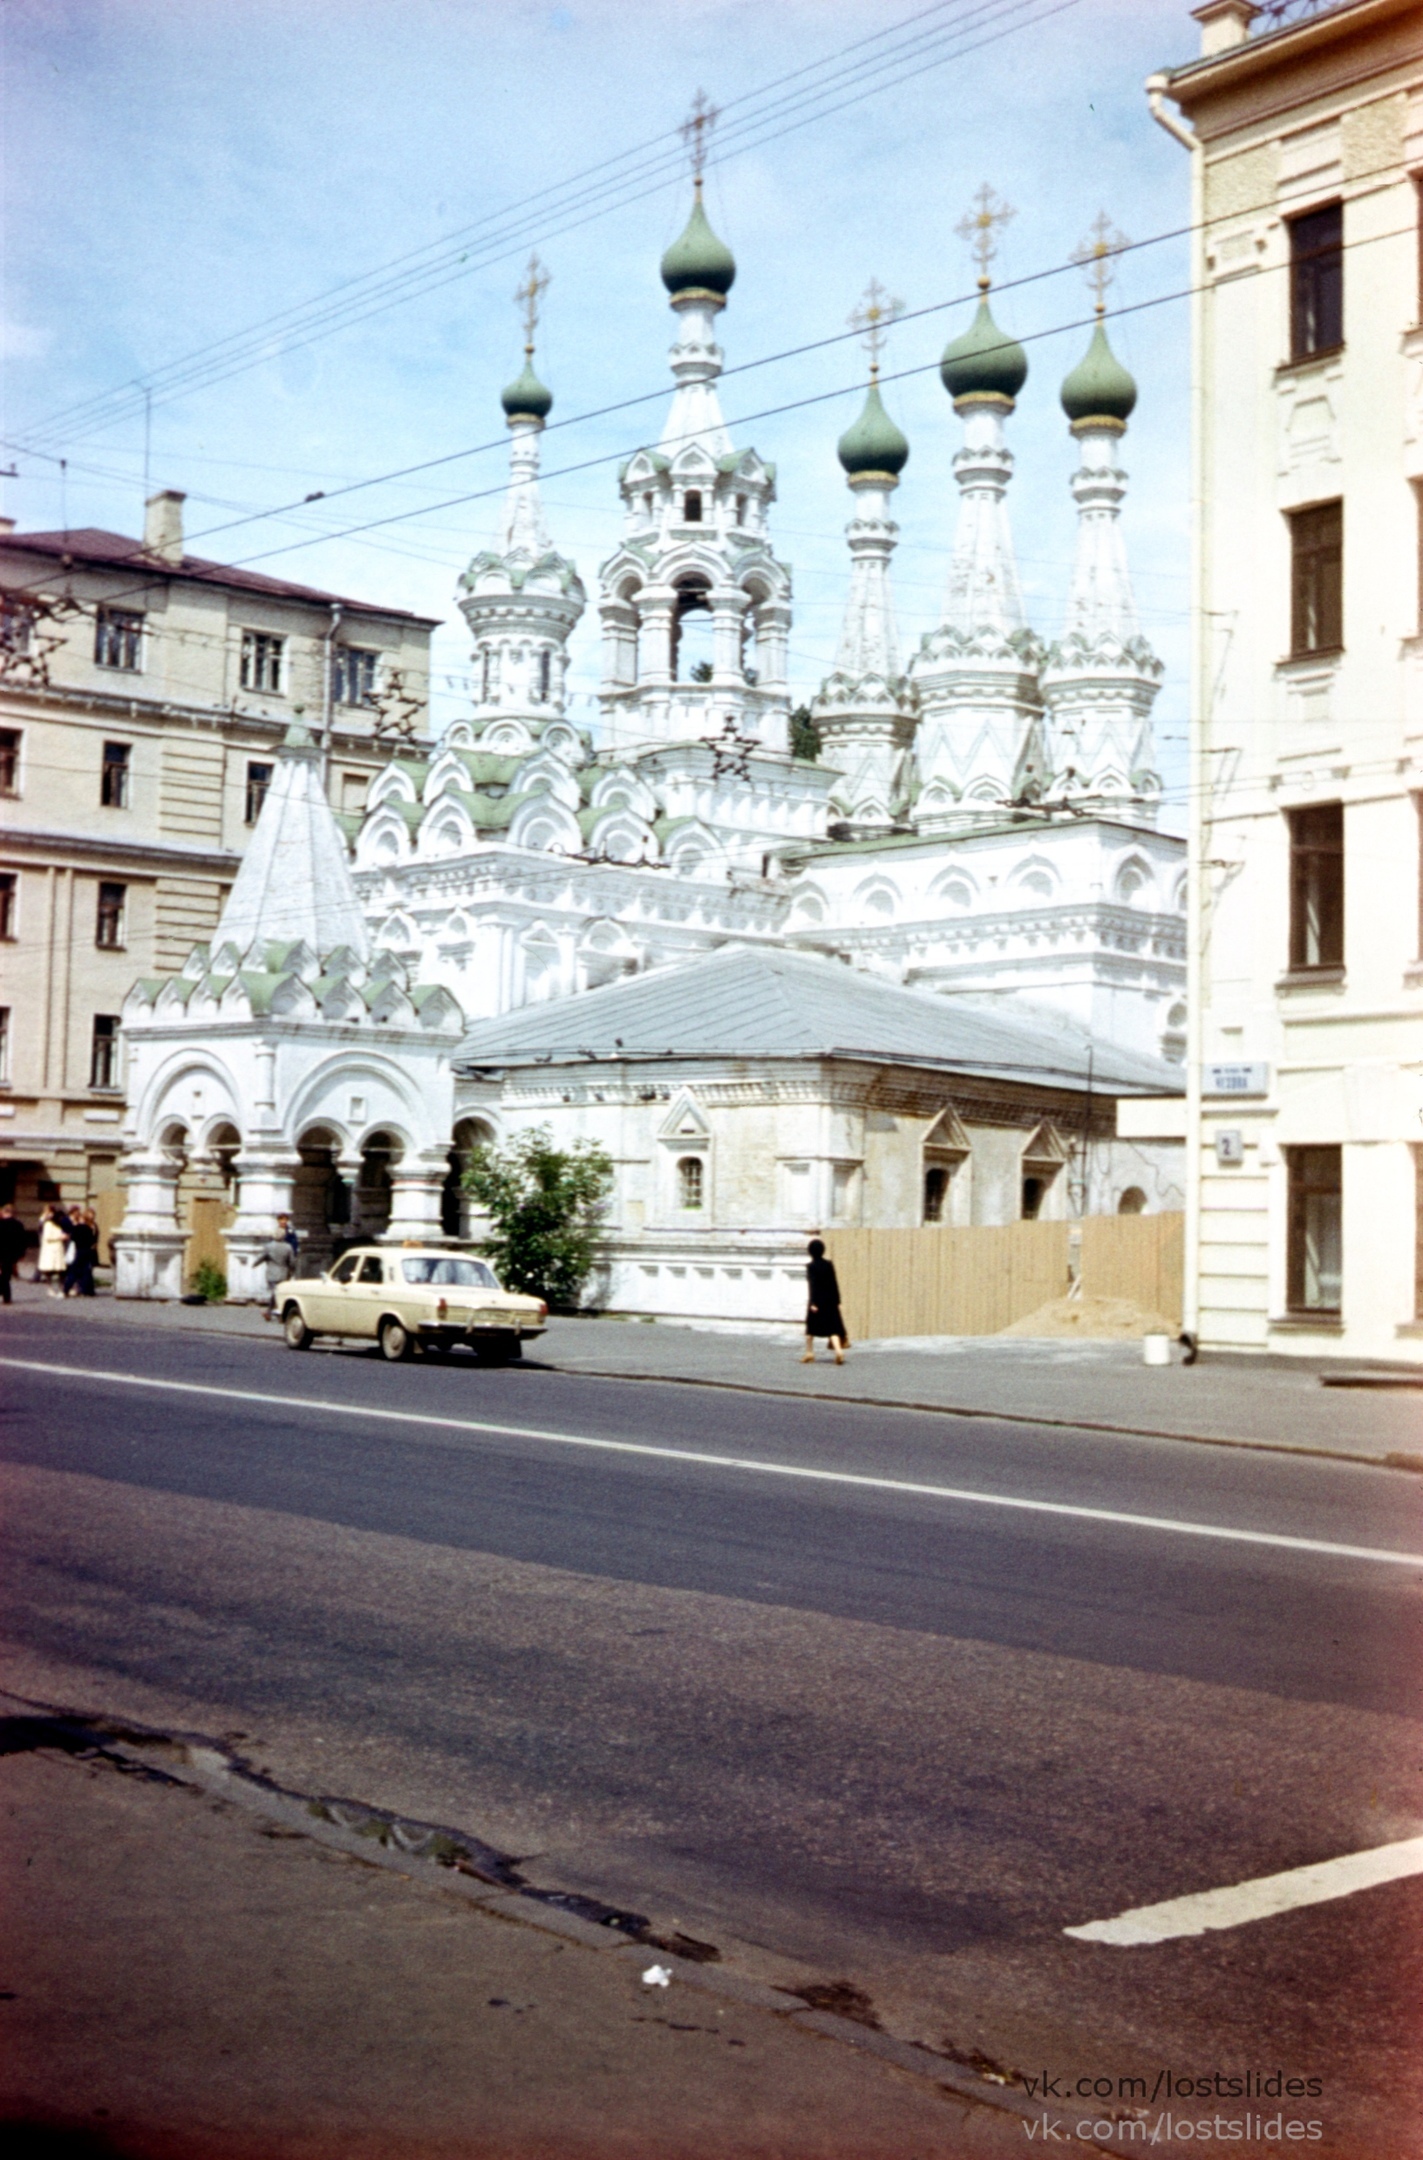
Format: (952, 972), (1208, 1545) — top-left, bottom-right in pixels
(112, 1145), (188, 1299)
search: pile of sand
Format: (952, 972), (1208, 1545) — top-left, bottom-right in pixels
(998, 1294), (1180, 1341)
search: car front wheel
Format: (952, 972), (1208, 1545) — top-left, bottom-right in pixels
(378, 1317), (413, 1362)
(283, 1306), (313, 1351)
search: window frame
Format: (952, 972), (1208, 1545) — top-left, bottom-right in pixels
(244, 760), (274, 826)
(0, 1004), (9, 1084)
(100, 739), (132, 809)
(0, 872), (15, 943)
(676, 1154), (705, 1211)
(1286, 800), (1344, 974)
(239, 629), (286, 695)
(1287, 499), (1343, 659)
(89, 1013), (121, 1091)
(94, 606), (144, 672)
(94, 880), (127, 951)
(0, 728), (19, 798)
(1287, 200), (1343, 362)
(331, 644), (380, 708)
(1285, 1143), (1342, 1316)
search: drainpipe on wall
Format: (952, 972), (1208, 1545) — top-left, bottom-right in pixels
(1145, 70), (1203, 1342)
(322, 602), (342, 790)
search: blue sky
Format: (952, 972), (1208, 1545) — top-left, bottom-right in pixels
(3, 0), (1200, 816)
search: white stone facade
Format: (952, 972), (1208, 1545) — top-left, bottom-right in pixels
(1156, 0), (1423, 1360)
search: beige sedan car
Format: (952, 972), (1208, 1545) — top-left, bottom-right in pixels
(280, 1246), (547, 1363)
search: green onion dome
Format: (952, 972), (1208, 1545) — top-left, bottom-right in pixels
(940, 296), (1028, 408)
(660, 189), (737, 297)
(501, 356), (553, 422)
(837, 379), (910, 478)
(1060, 320), (1137, 429)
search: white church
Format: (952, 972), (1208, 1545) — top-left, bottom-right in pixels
(115, 173), (1186, 1319)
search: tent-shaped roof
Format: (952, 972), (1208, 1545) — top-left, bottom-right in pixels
(212, 724), (371, 960)
(453, 944), (1180, 1096)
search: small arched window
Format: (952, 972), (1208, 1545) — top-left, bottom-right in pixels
(537, 649), (551, 701)
(677, 1155), (704, 1210)
(683, 490), (702, 524)
(480, 649), (492, 701)
(923, 1167), (949, 1224)
(1118, 1187), (1147, 1216)
(735, 495), (747, 526)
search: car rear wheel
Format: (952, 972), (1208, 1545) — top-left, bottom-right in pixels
(282, 1306), (313, 1350)
(378, 1317), (413, 1362)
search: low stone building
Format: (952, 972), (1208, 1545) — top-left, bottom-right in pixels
(451, 943), (1182, 1323)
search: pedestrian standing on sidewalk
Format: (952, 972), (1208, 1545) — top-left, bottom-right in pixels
(64, 1208), (99, 1298)
(37, 1204), (70, 1296)
(0, 1204), (29, 1304)
(261, 1221), (297, 1319)
(802, 1238), (848, 1366)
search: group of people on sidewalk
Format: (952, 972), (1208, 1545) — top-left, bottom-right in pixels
(0, 1200), (101, 1303)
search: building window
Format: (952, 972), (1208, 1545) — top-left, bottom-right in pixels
(1022, 1176), (1047, 1220)
(1288, 801), (1343, 971)
(0, 597), (32, 658)
(240, 630), (285, 693)
(923, 1166), (949, 1223)
(683, 490), (702, 523)
(89, 1014), (121, 1091)
(1118, 1187), (1147, 1215)
(734, 495), (747, 527)
(340, 770), (368, 815)
(0, 873), (14, 941)
(100, 740), (131, 808)
(244, 760), (274, 824)
(0, 728), (19, 796)
(0, 1006), (8, 1083)
(95, 881), (126, 950)
(537, 649), (551, 702)
(332, 645), (379, 706)
(1288, 201), (1342, 359)
(1286, 1144), (1341, 1315)
(480, 648), (492, 701)
(677, 1155), (704, 1210)
(94, 607), (143, 671)
(1288, 501), (1342, 656)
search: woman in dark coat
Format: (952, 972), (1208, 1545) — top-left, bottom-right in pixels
(64, 1209), (99, 1298)
(802, 1238), (847, 1364)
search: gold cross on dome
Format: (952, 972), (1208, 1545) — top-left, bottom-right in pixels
(680, 89), (720, 186)
(515, 253), (550, 354)
(1071, 211), (1130, 315)
(848, 278), (906, 379)
(956, 183), (1015, 291)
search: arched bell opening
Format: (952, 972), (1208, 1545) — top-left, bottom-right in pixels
(442, 1117), (496, 1240)
(671, 577), (714, 683)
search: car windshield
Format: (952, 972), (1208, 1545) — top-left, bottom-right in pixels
(400, 1256), (499, 1289)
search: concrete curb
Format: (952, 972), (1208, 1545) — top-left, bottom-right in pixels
(0, 1689), (1071, 2134)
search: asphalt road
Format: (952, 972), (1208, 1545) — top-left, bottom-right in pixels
(3, 1312), (1422, 2153)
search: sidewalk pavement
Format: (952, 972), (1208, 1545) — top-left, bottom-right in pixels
(6, 1278), (1420, 1468)
(0, 1707), (1029, 2160)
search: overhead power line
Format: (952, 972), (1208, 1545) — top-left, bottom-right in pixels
(18, 0), (1079, 452)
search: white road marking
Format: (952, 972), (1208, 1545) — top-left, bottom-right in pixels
(1065, 1834), (1423, 1945)
(1, 1356), (1421, 1569)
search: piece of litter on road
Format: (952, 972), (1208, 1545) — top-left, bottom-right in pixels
(641, 1964), (672, 1987)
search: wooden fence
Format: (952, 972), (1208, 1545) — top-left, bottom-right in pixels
(826, 1212), (1183, 1340)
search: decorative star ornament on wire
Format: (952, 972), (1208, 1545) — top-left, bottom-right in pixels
(680, 89), (720, 186)
(956, 183), (1015, 292)
(515, 253), (550, 356)
(1072, 212), (1129, 317)
(848, 278), (906, 381)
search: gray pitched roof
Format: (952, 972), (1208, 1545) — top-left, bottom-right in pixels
(453, 944), (1180, 1096)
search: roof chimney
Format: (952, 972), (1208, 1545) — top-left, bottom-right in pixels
(144, 488), (186, 565)
(0, 517), (15, 537)
(1191, 1), (1260, 56)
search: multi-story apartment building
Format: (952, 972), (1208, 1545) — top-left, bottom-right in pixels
(0, 489), (437, 1240)
(1150, 0), (1422, 1358)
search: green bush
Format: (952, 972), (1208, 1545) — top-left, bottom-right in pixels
(463, 1126), (613, 1309)
(191, 1260), (227, 1302)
